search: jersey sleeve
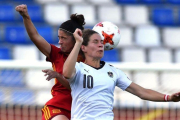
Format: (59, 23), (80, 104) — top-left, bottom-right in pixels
(46, 44), (60, 63)
(116, 69), (132, 91)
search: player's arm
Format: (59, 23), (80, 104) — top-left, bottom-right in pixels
(42, 69), (71, 90)
(126, 82), (180, 102)
(15, 4), (51, 58)
(63, 29), (83, 79)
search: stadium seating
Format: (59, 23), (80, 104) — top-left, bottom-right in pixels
(89, 0), (115, 5)
(140, 0), (164, 4)
(5, 25), (30, 44)
(119, 91), (143, 108)
(36, 26), (54, 43)
(0, 47), (12, 59)
(72, 5), (96, 26)
(133, 71), (159, 89)
(12, 45), (39, 60)
(162, 28), (180, 48)
(35, 90), (52, 105)
(35, 0), (59, 4)
(0, 69), (24, 87)
(135, 25), (161, 47)
(116, 27), (133, 48)
(178, 9), (180, 25)
(114, 0), (138, 4)
(124, 6), (149, 26)
(11, 90), (34, 105)
(2, 0), (180, 115)
(14, 0), (34, 1)
(44, 4), (69, 26)
(166, 0), (180, 4)
(147, 101), (170, 108)
(40, 52), (46, 61)
(101, 49), (120, 62)
(148, 48), (172, 63)
(113, 86), (122, 107)
(0, 29), (2, 42)
(160, 72), (180, 91)
(25, 69), (54, 89)
(121, 48), (146, 62)
(175, 49), (180, 63)
(0, 5), (15, 22)
(98, 5), (122, 25)
(152, 8), (175, 26)
(62, 0), (85, 3)
(0, 90), (4, 103)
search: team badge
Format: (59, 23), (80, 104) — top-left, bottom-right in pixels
(107, 71), (113, 78)
(52, 109), (61, 114)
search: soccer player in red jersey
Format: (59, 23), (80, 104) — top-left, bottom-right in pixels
(15, 4), (85, 120)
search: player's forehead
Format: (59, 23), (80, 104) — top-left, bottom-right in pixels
(89, 33), (102, 42)
(58, 29), (70, 37)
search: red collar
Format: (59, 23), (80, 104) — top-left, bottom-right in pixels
(58, 50), (69, 56)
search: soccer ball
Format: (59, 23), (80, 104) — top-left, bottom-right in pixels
(92, 21), (121, 50)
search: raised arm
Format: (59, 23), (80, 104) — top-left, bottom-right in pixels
(63, 29), (83, 79)
(126, 82), (180, 102)
(15, 4), (51, 58)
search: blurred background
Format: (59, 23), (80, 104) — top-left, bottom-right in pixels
(0, 0), (180, 120)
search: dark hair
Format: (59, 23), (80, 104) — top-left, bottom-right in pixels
(59, 13), (85, 34)
(59, 13), (85, 41)
(82, 29), (98, 46)
(79, 29), (99, 58)
(70, 14), (85, 30)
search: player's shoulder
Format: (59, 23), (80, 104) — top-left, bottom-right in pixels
(75, 62), (84, 69)
(50, 44), (61, 53)
(105, 63), (116, 69)
(50, 44), (59, 49)
(105, 62), (123, 73)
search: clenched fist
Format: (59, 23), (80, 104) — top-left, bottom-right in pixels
(15, 4), (29, 18)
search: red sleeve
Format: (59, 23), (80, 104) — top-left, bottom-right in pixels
(46, 44), (61, 63)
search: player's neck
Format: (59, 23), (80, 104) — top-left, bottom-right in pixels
(84, 57), (101, 68)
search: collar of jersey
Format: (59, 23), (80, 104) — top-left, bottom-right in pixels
(84, 61), (105, 70)
(58, 49), (69, 56)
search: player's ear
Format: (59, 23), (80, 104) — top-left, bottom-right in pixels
(81, 45), (86, 53)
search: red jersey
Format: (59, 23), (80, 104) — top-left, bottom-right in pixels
(45, 44), (72, 111)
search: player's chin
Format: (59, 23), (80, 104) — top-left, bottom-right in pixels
(60, 47), (66, 52)
(96, 54), (103, 59)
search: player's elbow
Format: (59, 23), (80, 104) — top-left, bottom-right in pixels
(63, 68), (71, 79)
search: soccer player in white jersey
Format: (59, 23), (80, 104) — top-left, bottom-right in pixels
(63, 29), (180, 120)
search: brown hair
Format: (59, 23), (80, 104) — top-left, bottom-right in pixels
(79, 29), (99, 58)
(59, 13), (86, 41)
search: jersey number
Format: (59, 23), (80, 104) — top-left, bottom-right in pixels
(83, 74), (93, 89)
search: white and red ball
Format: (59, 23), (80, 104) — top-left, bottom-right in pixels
(92, 21), (121, 50)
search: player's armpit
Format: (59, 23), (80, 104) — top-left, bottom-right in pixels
(57, 74), (71, 90)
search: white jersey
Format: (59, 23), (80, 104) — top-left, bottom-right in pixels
(68, 61), (132, 120)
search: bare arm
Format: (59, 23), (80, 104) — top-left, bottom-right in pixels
(42, 69), (71, 90)
(15, 4), (51, 58)
(126, 82), (180, 102)
(63, 29), (83, 79)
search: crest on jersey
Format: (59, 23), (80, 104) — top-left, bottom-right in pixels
(52, 109), (61, 114)
(107, 71), (113, 78)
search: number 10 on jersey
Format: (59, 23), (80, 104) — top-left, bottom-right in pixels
(83, 74), (93, 89)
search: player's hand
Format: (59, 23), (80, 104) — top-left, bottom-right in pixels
(170, 92), (180, 102)
(73, 28), (83, 43)
(42, 69), (61, 81)
(15, 4), (29, 18)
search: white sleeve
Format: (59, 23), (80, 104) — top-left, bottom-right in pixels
(116, 69), (132, 91)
